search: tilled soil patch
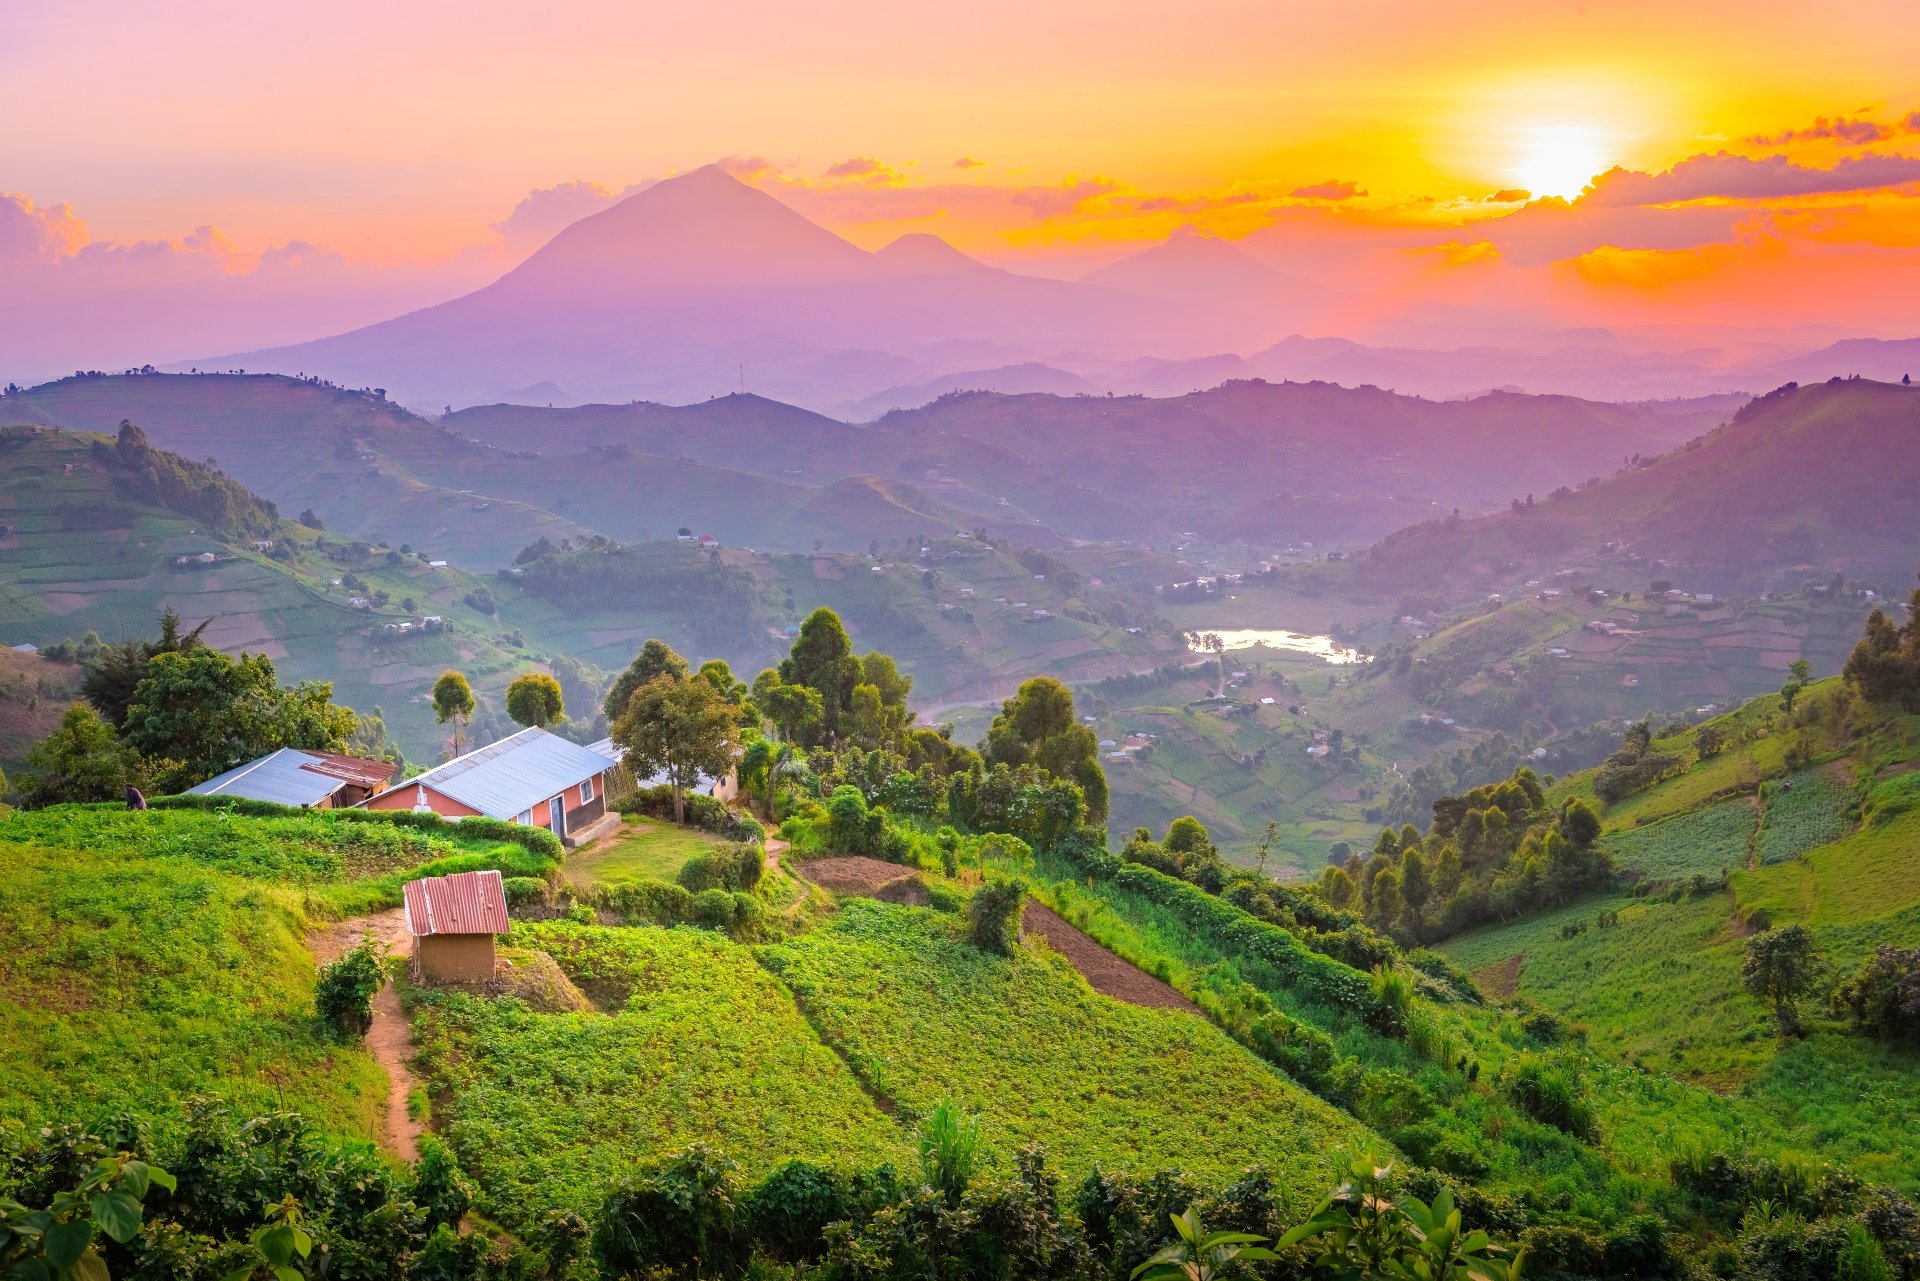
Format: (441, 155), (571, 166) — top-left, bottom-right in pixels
(1020, 901), (1199, 1013)
(797, 856), (931, 904)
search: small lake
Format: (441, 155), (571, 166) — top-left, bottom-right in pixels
(1185, 628), (1368, 664)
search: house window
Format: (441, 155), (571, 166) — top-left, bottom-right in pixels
(580, 776), (596, 804)
(515, 809), (533, 825)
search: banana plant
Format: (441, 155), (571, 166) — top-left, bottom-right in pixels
(1277, 1158), (1523, 1281)
(1131, 1207), (1279, 1281)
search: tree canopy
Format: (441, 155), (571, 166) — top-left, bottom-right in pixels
(980, 676), (1109, 822)
(120, 649), (356, 787)
(505, 673), (565, 728)
(612, 668), (739, 823)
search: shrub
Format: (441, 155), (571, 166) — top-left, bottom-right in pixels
(411, 1135), (477, 1231)
(1367, 968), (1415, 1037)
(1834, 945), (1920, 1042)
(501, 876), (549, 907)
(969, 878), (1027, 955)
(746, 1160), (849, 1268)
(618, 785), (763, 842)
(596, 880), (693, 926)
(1502, 1054), (1597, 1142)
(314, 935), (386, 1037)
(679, 844), (765, 894)
(594, 1144), (749, 1280)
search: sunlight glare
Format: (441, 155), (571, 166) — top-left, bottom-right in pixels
(1512, 122), (1613, 200)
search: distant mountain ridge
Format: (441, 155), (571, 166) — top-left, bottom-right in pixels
(1353, 377), (1920, 595)
(168, 163), (1912, 413)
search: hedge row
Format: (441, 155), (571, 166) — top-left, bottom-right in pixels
(615, 786), (764, 843)
(1108, 863), (1379, 1014)
(149, 792), (565, 859)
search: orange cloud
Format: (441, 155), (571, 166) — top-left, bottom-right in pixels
(0, 193), (90, 263)
(1289, 178), (1367, 200)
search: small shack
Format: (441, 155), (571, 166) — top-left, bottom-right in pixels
(404, 868), (510, 982)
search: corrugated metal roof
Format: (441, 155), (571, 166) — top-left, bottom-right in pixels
(188, 748), (350, 808)
(394, 726), (609, 820)
(404, 869), (510, 936)
(586, 737), (623, 763)
(300, 751), (398, 790)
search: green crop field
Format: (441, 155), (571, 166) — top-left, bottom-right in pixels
(408, 921), (909, 1226)
(1599, 799), (1756, 881)
(1756, 765), (1857, 864)
(756, 898), (1373, 1194)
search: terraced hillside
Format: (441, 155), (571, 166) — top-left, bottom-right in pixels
(1442, 680), (1920, 1185)
(0, 425), (539, 751)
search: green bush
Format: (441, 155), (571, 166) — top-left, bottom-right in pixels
(968, 878), (1027, 955)
(1502, 1054), (1597, 1142)
(1109, 863), (1378, 1014)
(678, 844), (765, 895)
(501, 876), (550, 907)
(618, 786), (762, 842)
(595, 879), (693, 926)
(314, 936), (386, 1037)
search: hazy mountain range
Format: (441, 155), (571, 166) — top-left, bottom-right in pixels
(177, 167), (1919, 415)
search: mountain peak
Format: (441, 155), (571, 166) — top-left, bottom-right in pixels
(873, 233), (991, 274)
(494, 161), (869, 294)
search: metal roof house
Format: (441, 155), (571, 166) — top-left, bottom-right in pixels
(404, 868), (511, 982)
(360, 726), (616, 847)
(187, 748), (398, 809)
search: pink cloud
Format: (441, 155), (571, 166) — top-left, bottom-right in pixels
(1583, 150), (1920, 206)
(0, 193), (90, 263)
(1289, 178), (1367, 201)
(490, 179), (657, 250)
(824, 156), (886, 179)
(1745, 112), (1920, 146)
(1008, 177), (1121, 222)
(953, 157), (986, 169)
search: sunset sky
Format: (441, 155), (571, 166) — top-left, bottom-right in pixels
(4, 0), (1919, 375)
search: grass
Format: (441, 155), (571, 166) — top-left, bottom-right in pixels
(406, 920), (908, 1225)
(1599, 799), (1756, 881)
(564, 815), (724, 890)
(0, 837), (387, 1143)
(755, 898), (1376, 1196)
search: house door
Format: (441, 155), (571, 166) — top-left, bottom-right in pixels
(548, 795), (566, 840)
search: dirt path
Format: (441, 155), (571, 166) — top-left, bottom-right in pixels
(794, 858), (1196, 1012)
(764, 836), (788, 871)
(308, 908), (423, 1163)
(1021, 901), (1200, 1012)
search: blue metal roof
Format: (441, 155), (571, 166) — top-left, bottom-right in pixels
(188, 748), (348, 808)
(397, 726), (610, 820)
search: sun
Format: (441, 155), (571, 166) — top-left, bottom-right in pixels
(1511, 122), (1615, 201)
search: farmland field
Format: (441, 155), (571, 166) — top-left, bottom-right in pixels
(408, 921), (908, 1226)
(1756, 765), (1856, 864)
(0, 836), (388, 1142)
(1599, 799), (1755, 881)
(755, 898), (1373, 1193)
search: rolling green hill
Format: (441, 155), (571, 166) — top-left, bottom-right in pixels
(1356, 378), (1920, 597)
(0, 424), (547, 753)
(1441, 678), (1920, 1184)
